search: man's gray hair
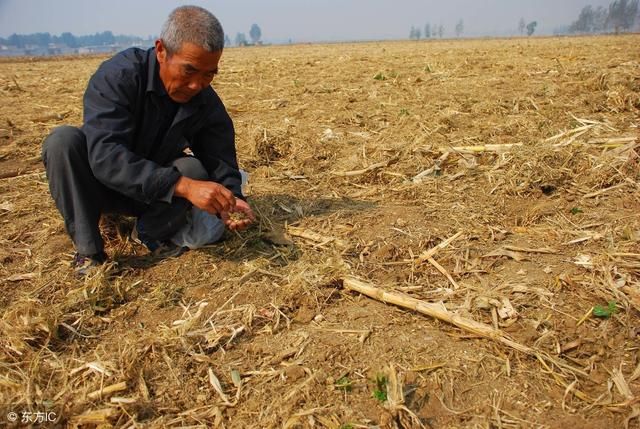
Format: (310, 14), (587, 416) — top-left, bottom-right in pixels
(160, 5), (224, 54)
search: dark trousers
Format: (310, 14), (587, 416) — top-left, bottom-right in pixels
(42, 126), (207, 256)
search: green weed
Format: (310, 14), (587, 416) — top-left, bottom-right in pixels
(372, 374), (388, 402)
(593, 301), (617, 318)
(335, 376), (353, 392)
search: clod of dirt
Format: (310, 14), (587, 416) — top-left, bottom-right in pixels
(283, 365), (306, 382)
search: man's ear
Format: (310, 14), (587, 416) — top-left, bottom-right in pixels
(155, 39), (167, 63)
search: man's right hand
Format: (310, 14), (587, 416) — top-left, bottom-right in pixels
(174, 176), (236, 214)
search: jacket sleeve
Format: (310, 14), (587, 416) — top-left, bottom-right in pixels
(191, 98), (244, 200)
(82, 63), (181, 204)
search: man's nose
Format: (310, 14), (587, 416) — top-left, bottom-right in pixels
(188, 77), (209, 91)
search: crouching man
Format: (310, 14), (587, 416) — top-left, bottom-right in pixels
(42, 5), (255, 276)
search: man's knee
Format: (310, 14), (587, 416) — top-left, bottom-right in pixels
(42, 126), (86, 166)
(172, 157), (208, 181)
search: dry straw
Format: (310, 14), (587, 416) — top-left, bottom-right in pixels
(1, 35), (639, 427)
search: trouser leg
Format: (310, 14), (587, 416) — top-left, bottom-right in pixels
(137, 157), (208, 241)
(42, 126), (135, 256)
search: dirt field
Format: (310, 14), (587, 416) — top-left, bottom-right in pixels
(1, 35), (639, 428)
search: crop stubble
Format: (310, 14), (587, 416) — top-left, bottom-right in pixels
(0, 35), (639, 428)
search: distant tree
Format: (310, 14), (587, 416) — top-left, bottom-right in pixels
(60, 32), (78, 48)
(438, 24), (444, 38)
(570, 5), (595, 32)
(75, 31), (114, 46)
(569, 4), (610, 33)
(114, 34), (146, 45)
(628, 0), (639, 29)
(455, 19), (464, 37)
(34, 32), (51, 46)
(607, 0), (639, 32)
(249, 23), (262, 44)
(526, 21), (537, 36)
(235, 32), (247, 46)
(224, 35), (231, 47)
(8, 33), (23, 48)
(100, 31), (115, 45)
(409, 26), (422, 40)
(424, 23), (431, 38)
(518, 17), (526, 35)
(593, 6), (608, 32)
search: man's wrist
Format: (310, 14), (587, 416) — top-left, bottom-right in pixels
(173, 176), (190, 198)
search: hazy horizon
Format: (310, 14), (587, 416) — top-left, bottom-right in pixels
(0, 0), (617, 43)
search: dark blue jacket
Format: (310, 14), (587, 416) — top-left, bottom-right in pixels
(81, 47), (242, 205)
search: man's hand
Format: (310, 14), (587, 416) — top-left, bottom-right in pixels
(221, 199), (256, 231)
(174, 176), (236, 214)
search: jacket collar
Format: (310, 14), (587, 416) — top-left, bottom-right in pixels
(146, 47), (164, 95)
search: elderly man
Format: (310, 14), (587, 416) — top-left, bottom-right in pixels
(42, 5), (254, 276)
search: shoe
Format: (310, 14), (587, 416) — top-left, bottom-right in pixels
(72, 251), (107, 278)
(132, 220), (187, 258)
(149, 241), (188, 258)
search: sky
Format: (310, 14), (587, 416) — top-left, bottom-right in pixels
(0, 0), (615, 43)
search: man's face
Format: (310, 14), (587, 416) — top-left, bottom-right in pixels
(156, 39), (222, 103)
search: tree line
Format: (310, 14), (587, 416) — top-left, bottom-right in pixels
(569, 0), (638, 33)
(0, 31), (149, 49)
(410, 18), (537, 39)
(1, 25), (266, 51)
(0, 25), (264, 52)
(409, 23), (445, 39)
(410, 21), (462, 39)
(4, 0), (637, 52)
(409, 0), (638, 40)
(409, 21), (466, 40)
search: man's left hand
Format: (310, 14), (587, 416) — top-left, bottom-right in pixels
(221, 199), (256, 231)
